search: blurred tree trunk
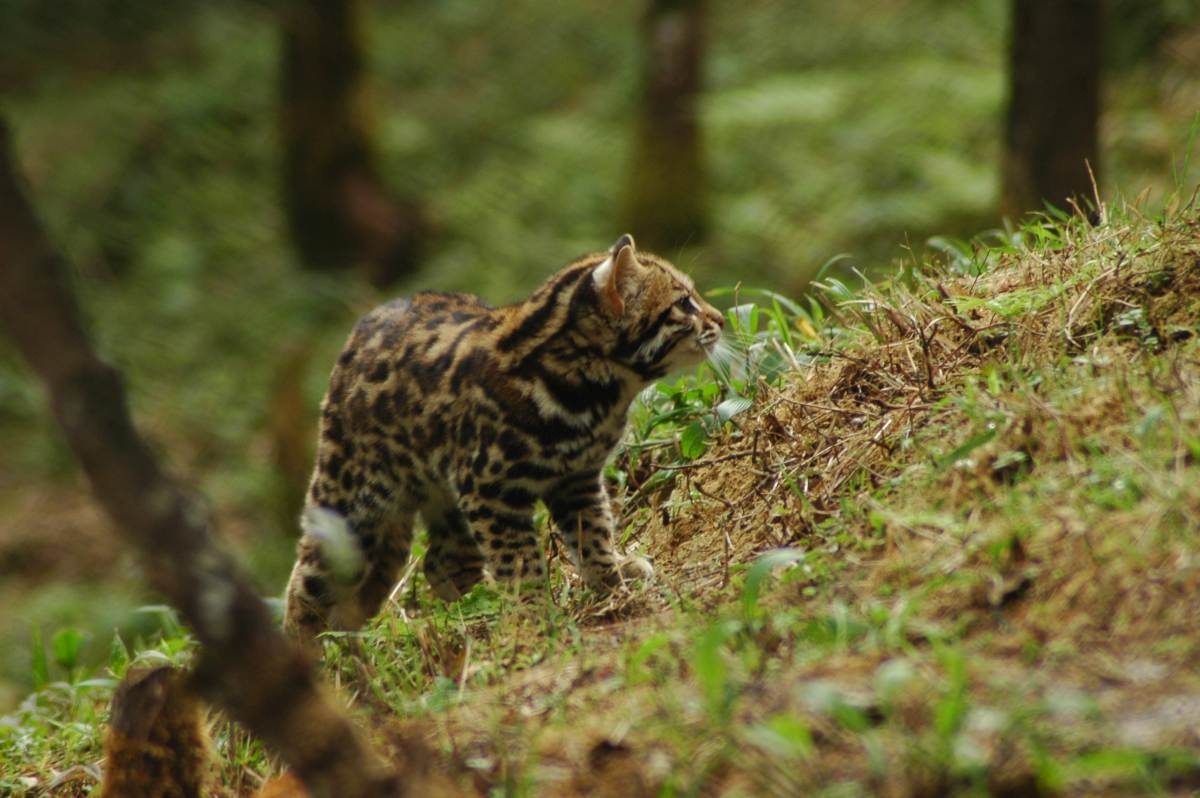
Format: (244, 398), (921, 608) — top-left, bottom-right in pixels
(268, 339), (318, 533)
(622, 0), (706, 252)
(0, 117), (401, 798)
(280, 0), (426, 288)
(1001, 0), (1103, 219)
(101, 667), (213, 798)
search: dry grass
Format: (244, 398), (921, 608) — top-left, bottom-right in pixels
(641, 200), (1200, 597)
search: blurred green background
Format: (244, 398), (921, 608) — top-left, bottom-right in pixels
(0, 0), (1196, 708)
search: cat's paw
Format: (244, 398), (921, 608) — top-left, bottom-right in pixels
(617, 554), (654, 582)
(581, 553), (653, 593)
(428, 578), (466, 603)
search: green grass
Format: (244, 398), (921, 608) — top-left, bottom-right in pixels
(2, 1), (1200, 790)
(5, 197), (1199, 795)
(2, 0), (1197, 707)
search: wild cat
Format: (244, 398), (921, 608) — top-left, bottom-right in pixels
(284, 235), (724, 641)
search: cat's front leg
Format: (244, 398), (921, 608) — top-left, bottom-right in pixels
(457, 486), (547, 588)
(547, 471), (653, 591)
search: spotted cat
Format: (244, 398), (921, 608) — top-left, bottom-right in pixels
(283, 235), (724, 642)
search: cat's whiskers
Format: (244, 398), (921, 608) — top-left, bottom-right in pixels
(704, 336), (744, 382)
(720, 326), (758, 350)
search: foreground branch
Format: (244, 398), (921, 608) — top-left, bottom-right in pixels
(0, 119), (399, 798)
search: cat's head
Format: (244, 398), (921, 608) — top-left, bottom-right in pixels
(592, 234), (724, 378)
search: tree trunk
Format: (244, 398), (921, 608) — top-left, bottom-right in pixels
(622, 0), (707, 252)
(1001, 0), (1103, 220)
(0, 117), (402, 798)
(101, 667), (212, 798)
(268, 339), (318, 533)
(280, 0), (426, 287)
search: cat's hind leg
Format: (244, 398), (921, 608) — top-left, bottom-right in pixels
(283, 506), (414, 644)
(334, 511), (415, 629)
(422, 505), (485, 601)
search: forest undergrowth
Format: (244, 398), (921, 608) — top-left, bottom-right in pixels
(2, 0), (1197, 719)
(3, 196), (1200, 796)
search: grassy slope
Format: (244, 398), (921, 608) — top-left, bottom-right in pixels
(0, 1), (1011, 698)
(2, 1), (1197, 706)
(5, 198), (1199, 796)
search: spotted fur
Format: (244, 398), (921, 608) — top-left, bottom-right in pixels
(283, 235), (724, 642)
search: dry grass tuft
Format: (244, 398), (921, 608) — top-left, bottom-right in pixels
(637, 205), (1200, 598)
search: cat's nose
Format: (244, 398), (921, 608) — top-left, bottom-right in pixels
(710, 309), (725, 329)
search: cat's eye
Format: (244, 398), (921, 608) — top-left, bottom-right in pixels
(676, 296), (699, 314)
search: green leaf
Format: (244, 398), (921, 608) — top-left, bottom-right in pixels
(136, 604), (183, 638)
(991, 450), (1027, 472)
(626, 632), (671, 685)
(715, 396), (753, 423)
(692, 620), (739, 724)
(1065, 748), (1156, 780)
(743, 713), (814, 758)
(936, 426), (998, 469)
(934, 647), (968, 741)
(727, 303), (758, 334)
(707, 286), (804, 317)
(815, 276), (854, 302)
(832, 701), (871, 732)
(927, 235), (978, 274)
(30, 627), (48, 689)
(637, 469), (676, 496)
(764, 291), (805, 317)
(815, 253), (852, 281)
(770, 298), (795, 349)
(52, 628), (84, 672)
(456, 584), (503, 617)
(807, 296), (826, 326)
(679, 421), (708, 460)
(109, 632), (130, 677)
(742, 548), (805, 618)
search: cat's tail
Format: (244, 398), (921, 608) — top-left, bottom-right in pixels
(282, 505), (366, 644)
(300, 505), (364, 585)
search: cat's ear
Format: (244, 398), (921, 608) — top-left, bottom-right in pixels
(594, 234), (638, 316)
(610, 233), (635, 256)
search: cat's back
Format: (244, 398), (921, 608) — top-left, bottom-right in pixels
(349, 291), (491, 343)
(336, 291), (492, 364)
(324, 291), (499, 427)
